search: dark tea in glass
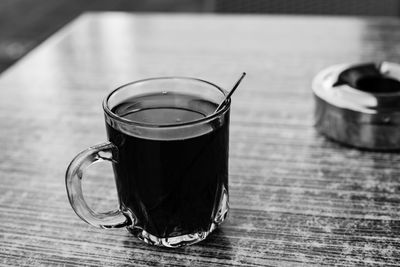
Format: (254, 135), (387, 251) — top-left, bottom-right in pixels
(66, 77), (230, 247)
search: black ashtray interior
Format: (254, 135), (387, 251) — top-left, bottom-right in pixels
(335, 63), (400, 94)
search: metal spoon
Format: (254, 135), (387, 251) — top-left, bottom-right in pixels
(214, 72), (246, 114)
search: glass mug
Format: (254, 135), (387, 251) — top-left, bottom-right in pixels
(65, 77), (230, 248)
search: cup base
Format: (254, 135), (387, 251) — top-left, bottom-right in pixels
(127, 190), (229, 248)
(134, 227), (214, 248)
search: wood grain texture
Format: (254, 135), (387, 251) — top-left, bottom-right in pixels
(0, 0), (213, 72)
(1, 12), (400, 266)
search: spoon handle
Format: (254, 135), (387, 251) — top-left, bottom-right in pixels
(214, 72), (246, 113)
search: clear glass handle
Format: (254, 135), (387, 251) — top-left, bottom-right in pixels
(65, 142), (128, 229)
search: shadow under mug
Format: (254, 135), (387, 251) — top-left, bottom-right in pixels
(65, 77), (230, 248)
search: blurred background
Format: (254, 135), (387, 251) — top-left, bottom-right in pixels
(1, 0), (400, 73)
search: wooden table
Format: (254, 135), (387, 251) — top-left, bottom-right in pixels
(1, 12), (400, 266)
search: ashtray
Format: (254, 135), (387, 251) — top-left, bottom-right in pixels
(312, 61), (400, 150)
